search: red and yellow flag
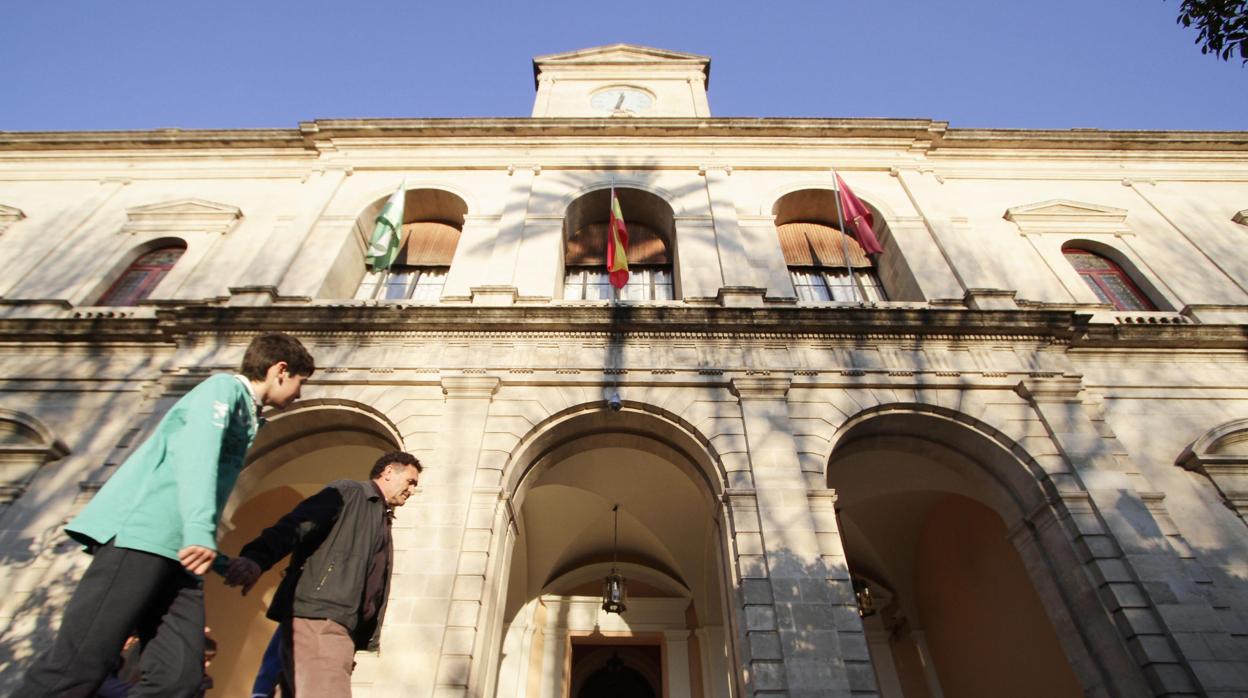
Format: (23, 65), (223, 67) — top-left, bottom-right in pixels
(607, 188), (630, 289)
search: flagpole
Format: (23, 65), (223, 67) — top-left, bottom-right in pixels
(830, 168), (860, 302)
(610, 177), (618, 304)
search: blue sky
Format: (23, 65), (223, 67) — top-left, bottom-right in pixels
(1, 1), (1244, 132)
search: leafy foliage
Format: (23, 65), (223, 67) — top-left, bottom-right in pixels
(1174, 0), (1248, 63)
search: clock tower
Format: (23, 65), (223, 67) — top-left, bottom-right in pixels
(531, 44), (711, 118)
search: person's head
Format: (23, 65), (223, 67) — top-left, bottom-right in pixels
(241, 333), (315, 409)
(370, 451), (422, 507)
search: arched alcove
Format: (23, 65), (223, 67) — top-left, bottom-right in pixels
(772, 188), (921, 302)
(323, 187), (469, 300)
(204, 400), (403, 698)
(826, 407), (1140, 698)
(489, 404), (736, 698)
(562, 188), (677, 301)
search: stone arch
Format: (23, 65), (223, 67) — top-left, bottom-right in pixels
(553, 180), (686, 218)
(825, 401), (1150, 698)
(500, 400), (727, 501)
(826, 402), (1061, 518)
(344, 180), (478, 220)
(206, 398), (403, 698)
(1177, 417), (1248, 522)
(764, 181), (904, 224)
(487, 399), (739, 698)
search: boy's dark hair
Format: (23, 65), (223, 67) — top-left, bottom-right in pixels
(240, 333), (315, 380)
(370, 451), (422, 479)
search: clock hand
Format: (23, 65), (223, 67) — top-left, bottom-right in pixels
(614, 93), (625, 110)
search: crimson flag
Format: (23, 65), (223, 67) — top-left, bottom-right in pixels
(835, 173), (884, 255)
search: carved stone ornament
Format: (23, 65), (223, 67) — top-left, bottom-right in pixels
(1177, 418), (1248, 521)
(1004, 199), (1130, 236)
(121, 198), (243, 235)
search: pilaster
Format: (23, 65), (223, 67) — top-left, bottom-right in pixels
(702, 167), (765, 298)
(730, 376), (874, 697)
(374, 375), (499, 698)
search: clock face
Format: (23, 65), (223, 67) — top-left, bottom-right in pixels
(590, 88), (654, 114)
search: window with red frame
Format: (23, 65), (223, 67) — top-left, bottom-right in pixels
(1062, 247), (1155, 311)
(97, 245), (185, 306)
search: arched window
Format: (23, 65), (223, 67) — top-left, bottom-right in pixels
(774, 190), (886, 302)
(97, 243), (186, 306)
(1062, 247), (1154, 311)
(563, 188), (675, 301)
(354, 189), (466, 302)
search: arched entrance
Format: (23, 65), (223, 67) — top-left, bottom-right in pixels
(490, 405), (736, 698)
(827, 408), (1088, 698)
(203, 400), (403, 698)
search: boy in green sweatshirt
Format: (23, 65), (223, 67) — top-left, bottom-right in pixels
(19, 332), (315, 698)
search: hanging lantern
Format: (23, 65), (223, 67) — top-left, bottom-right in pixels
(602, 570), (628, 614)
(602, 504), (628, 615)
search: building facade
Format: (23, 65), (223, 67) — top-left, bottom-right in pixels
(1, 45), (1247, 697)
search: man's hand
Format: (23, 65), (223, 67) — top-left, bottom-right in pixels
(178, 545), (217, 576)
(223, 556), (262, 595)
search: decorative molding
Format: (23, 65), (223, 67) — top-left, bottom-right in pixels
(1014, 376), (1084, 403)
(441, 375), (500, 399)
(1233, 209), (1248, 226)
(1177, 419), (1248, 521)
(717, 286), (767, 308)
(730, 376), (791, 400)
(964, 289), (1018, 310)
(121, 198), (243, 235)
(1004, 199), (1131, 236)
(471, 286), (519, 306)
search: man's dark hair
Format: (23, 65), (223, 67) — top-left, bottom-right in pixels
(370, 451), (422, 479)
(240, 332), (315, 380)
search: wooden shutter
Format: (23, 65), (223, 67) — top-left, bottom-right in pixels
(395, 222), (461, 266)
(565, 222), (670, 266)
(777, 222), (872, 268)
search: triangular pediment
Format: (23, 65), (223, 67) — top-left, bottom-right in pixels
(123, 198), (242, 235)
(1005, 199), (1127, 222)
(535, 44), (708, 65)
(533, 44), (711, 90)
(0, 204), (26, 225)
(127, 198), (242, 219)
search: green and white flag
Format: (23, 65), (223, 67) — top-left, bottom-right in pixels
(366, 182), (406, 271)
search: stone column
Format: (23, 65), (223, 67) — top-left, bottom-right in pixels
(730, 376), (874, 697)
(1016, 377), (1248, 696)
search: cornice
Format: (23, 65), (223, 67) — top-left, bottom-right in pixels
(3, 118), (1244, 155)
(3, 305), (1248, 354)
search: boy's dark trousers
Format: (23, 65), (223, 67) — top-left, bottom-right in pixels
(17, 539), (206, 698)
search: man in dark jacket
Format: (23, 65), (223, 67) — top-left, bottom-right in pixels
(223, 451), (421, 697)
